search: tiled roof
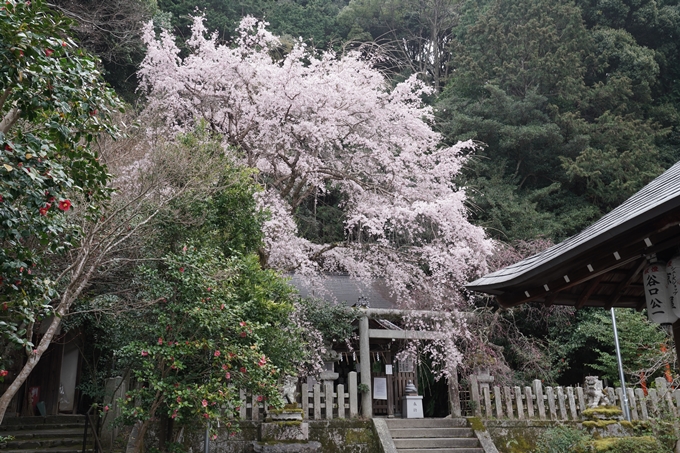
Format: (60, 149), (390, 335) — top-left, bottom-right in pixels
(467, 161), (680, 292)
(289, 274), (397, 309)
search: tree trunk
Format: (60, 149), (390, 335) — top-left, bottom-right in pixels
(0, 255), (95, 424)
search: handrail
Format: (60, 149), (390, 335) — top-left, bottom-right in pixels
(82, 405), (104, 453)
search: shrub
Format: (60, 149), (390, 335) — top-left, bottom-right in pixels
(591, 436), (667, 453)
(533, 425), (589, 453)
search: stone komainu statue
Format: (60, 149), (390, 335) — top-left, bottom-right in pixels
(584, 376), (611, 408)
(282, 375), (297, 404)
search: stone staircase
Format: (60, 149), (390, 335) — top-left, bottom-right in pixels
(0, 415), (93, 453)
(385, 418), (485, 453)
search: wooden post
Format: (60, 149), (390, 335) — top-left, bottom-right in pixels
(524, 387), (534, 418)
(615, 388), (625, 413)
(483, 386), (492, 418)
(557, 387), (567, 420)
(251, 394), (259, 420)
(387, 355), (394, 418)
(576, 387), (586, 413)
(313, 384), (321, 420)
(469, 375), (481, 417)
(635, 388), (648, 420)
(648, 389), (659, 416)
(627, 388), (638, 420)
(325, 382), (333, 420)
(493, 386), (503, 418)
(514, 386), (524, 420)
(239, 389), (246, 420)
(504, 386), (514, 420)
(349, 371), (358, 418)
(546, 387), (557, 420)
(606, 387), (616, 406)
(301, 382), (309, 419)
(533, 380), (546, 420)
(359, 314), (372, 418)
(567, 387), (577, 420)
(337, 384), (345, 419)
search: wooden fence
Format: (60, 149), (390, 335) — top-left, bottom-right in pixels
(235, 371), (361, 421)
(470, 375), (680, 421)
(300, 371), (360, 420)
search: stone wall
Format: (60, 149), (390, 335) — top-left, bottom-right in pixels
(150, 419), (382, 453)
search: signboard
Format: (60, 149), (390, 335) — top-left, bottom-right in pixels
(373, 377), (387, 400)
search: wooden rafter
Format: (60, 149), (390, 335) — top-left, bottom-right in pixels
(604, 258), (646, 310)
(576, 275), (605, 309)
(496, 225), (680, 308)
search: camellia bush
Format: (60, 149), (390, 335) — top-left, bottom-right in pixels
(0, 0), (122, 420)
(118, 245), (293, 446)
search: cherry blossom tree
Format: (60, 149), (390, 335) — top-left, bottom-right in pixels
(139, 16), (493, 314)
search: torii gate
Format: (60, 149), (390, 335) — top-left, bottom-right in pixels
(356, 307), (462, 418)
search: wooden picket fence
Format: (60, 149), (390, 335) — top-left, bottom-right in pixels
(300, 371), (360, 420)
(470, 375), (680, 421)
(235, 371), (360, 420)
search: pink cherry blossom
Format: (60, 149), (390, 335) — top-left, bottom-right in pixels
(139, 15), (494, 376)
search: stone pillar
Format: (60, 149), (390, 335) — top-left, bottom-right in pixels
(359, 314), (372, 418)
(448, 365), (461, 417)
(102, 376), (127, 449)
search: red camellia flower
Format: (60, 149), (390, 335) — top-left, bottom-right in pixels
(0, 370), (8, 377)
(39, 204), (50, 216)
(45, 48), (54, 57)
(158, 337), (163, 345)
(202, 399), (208, 407)
(225, 372), (231, 379)
(179, 267), (185, 273)
(141, 351), (148, 357)
(240, 331), (246, 338)
(239, 367), (247, 373)
(257, 395), (263, 402)
(239, 321), (246, 327)
(58, 199), (71, 211)
(258, 355), (267, 367)
(214, 350), (220, 357)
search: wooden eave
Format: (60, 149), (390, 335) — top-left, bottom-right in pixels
(466, 161), (680, 310)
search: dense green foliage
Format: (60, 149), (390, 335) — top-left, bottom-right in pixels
(439, 0), (680, 242)
(0, 0), (122, 368)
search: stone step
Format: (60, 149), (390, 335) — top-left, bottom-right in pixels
(396, 449), (484, 453)
(5, 438), (89, 450)
(1, 429), (84, 439)
(394, 437), (480, 449)
(390, 428), (475, 438)
(1, 448), (86, 453)
(0, 424), (85, 433)
(385, 418), (468, 429)
(1, 417), (85, 427)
